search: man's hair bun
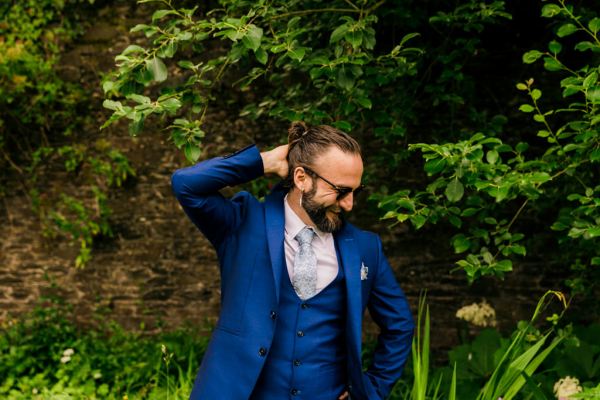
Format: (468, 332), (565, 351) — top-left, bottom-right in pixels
(288, 121), (309, 144)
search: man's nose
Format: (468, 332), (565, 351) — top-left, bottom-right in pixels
(339, 193), (354, 212)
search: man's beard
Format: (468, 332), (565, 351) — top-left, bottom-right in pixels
(301, 186), (344, 233)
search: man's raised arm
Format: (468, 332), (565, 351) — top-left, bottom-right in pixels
(170, 144), (288, 248)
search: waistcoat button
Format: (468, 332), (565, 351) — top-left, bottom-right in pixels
(258, 347), (267, 356)
(270, 311), (277, 319)
(293, 359), (301, 366)
(301, 303), (309, 309)
(291, 388), (299, 396)
(297, 330), (304, 337)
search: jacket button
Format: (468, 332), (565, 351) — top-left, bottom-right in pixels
(258, 347), (267, 357)
(270, 311), (277, 320)
(290, 388), (299, 396)
(301, 303), (309, 309)
(297, 330), (304, 337)
(293, 359), (301, 366)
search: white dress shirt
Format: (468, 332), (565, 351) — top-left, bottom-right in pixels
(284, 195), (339, 294)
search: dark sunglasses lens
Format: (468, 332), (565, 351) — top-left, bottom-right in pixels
(337, 186), (364, 200)
(336, 188), (353, 200)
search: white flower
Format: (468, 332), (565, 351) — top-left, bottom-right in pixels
(93, 371), (102, 379)
(456, 300), (497, 327)
(62, 348), (75, 357)
(553, 376), (582, 399)
(60, 355), (71, 364)
(32, 388), (38, 394)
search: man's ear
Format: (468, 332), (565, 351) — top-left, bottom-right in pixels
(293, 166), (307, 191)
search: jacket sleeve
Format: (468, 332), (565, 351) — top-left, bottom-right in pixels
(364, 236), (414, 399)
(170, 144), (264, 249)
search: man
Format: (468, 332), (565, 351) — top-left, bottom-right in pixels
(171, 122), (414, 400)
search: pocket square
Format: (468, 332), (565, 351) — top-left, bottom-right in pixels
(360, 262), (368, 281)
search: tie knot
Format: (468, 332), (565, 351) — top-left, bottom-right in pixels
(295, 226), (315, 245)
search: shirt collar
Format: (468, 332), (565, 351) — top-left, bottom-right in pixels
(284, 194), (328, 240)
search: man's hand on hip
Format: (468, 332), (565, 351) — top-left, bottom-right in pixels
(261, 144), (289, 179)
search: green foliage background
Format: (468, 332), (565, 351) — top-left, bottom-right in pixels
(102, 0), (599, 301)
(1, 0), (599, 398)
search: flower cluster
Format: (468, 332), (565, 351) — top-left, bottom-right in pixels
(553, 376), (582, 399)
(60, 348), (75, 364)
(456, 300), (497, 327)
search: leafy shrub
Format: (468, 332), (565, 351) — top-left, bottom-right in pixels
(0, 298), (209, 399)
(377, 1), (600, 294)
(1, 0), (135, 267)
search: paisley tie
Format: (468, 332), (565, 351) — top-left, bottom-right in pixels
(292, 227), (317, 300)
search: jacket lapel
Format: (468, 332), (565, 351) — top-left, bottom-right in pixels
(335, 224), (363, 364)
(264, 186), (286, 302)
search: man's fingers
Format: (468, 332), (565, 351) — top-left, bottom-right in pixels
(338, 390), (349, 399)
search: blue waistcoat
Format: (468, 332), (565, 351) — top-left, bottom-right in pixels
(250, 264), (347, 400)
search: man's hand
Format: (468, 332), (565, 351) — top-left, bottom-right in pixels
(260, 144), (289, 179)
(338, 390), (349, 399)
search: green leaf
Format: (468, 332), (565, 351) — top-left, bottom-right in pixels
(557, 23), (578, 37)
(287, 47), (306, 62)
(529, 172), (551, 183)
(345, 30), (363, 49)
(161, 98), (182, 113)
(146, 57), (168, 82)
(330, 24), (349, 43)
(333, 120), (352, 132)
(178, 60), (195, 69)
(495, 259), (513, 272)
(452, 234), (471, 253)
(588, 17), (600, 34)
(544, 56), (563, 71)
(531, 89), (542, 100)
(587, 88), (600, 104)
(184, 143), (201, 163)
(121, 44), (146, 56)
(516, 83), (528, 91)
(548, 40), (562, 54)
(157, 41), (177, 58)
(519, 104), (534, 113)
(129, 114), (145, 136)
(541, 4), (561, 18)
(410, 214), (427, 229)
(103, 100), (122, 111)
(127, 94), (151, 104)
(512, 245), (526, 256)
(583, 72), (598, 88)
(254, 47), (268, 65)
(575, 41), (597, 52)
(523, 50), (543, 64)
(355, 97), (372, 109)
(242, 25), (263, 51)
(424, 158), (447, 175)
(445, 179), (464, 203)
(461, 208), (479, 217)
(337, 67), (355, 91)
(152, 9), (176, 21)
(486, 150), (499, 164)
(588, 227), (600, 238)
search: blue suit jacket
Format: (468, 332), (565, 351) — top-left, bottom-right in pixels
(171, 144), (414, 400)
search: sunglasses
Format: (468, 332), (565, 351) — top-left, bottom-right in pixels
(302, 167), (364, 201)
